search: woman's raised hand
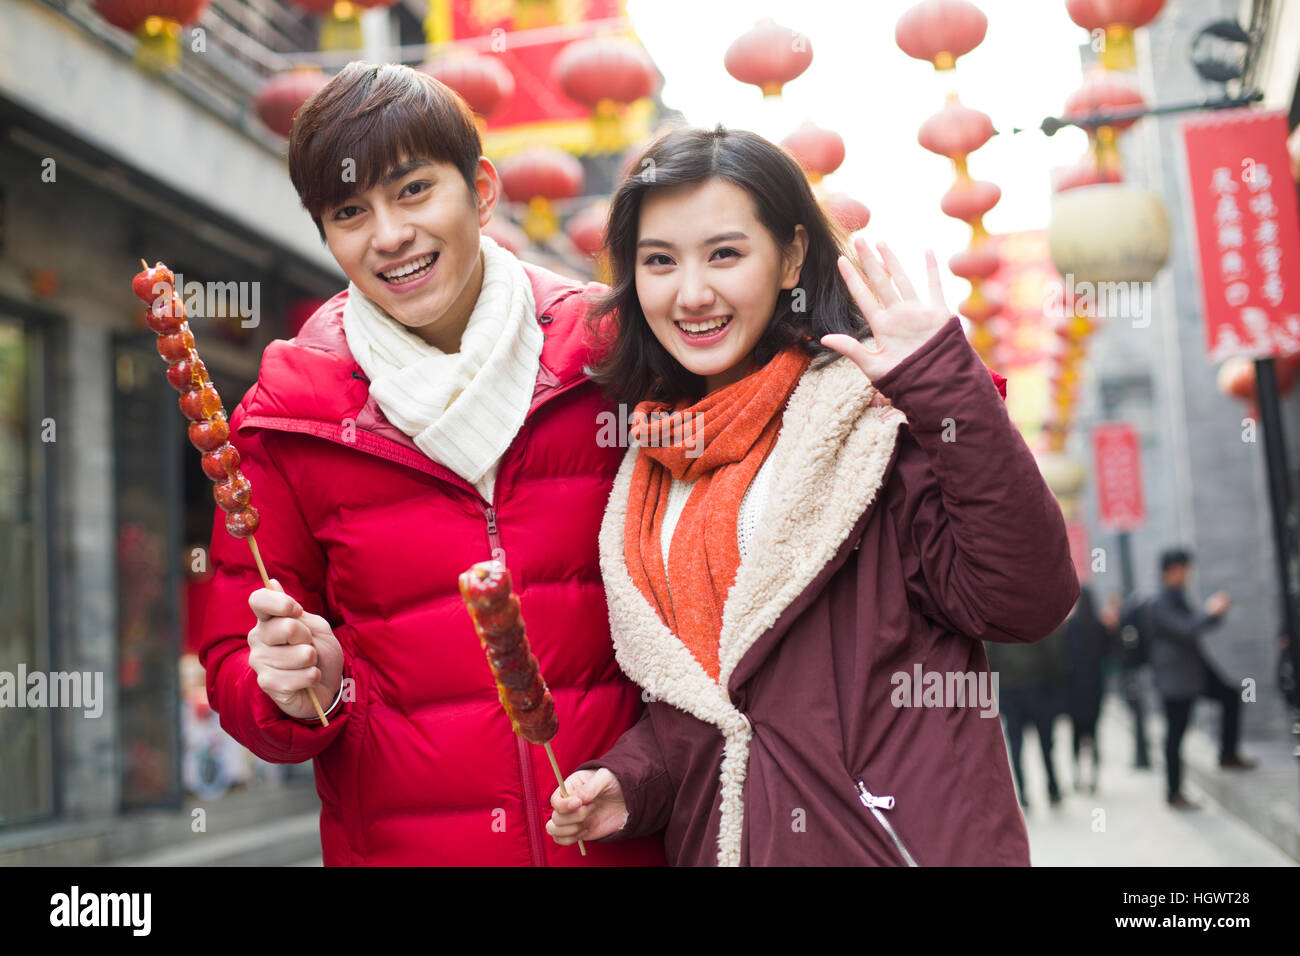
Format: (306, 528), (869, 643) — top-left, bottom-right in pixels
(821, 236), (953, 384)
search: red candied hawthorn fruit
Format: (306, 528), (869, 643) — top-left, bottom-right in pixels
(132, 263), (175, 303)
(157, 326), (195, 363)
(189, 417), (229, 452)
(178, 385), (223, 422)
(146, 295), (186, 334)
(213, 474), (252, 513)
(165, 357), (208, 393)
(201, 444), (241, 481)
(225, 506), (260, 538)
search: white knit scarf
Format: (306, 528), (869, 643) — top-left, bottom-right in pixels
(342, 234), (542, 502)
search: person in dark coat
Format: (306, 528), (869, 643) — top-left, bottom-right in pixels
(1148, 548), (1256, 810)
(986, 619), (1068, 809)
(544, 127), (1078, 865)
(1063, 584), (1120, 794)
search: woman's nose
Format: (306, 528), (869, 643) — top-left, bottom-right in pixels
(676, 270), (716, 310)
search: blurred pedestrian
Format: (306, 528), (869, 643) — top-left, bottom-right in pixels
(1148, 548), (1257, 811)
(1117, 593), (1155, 769)
(1063, 584), (1119, 794)
(986, 620), (1068, 810)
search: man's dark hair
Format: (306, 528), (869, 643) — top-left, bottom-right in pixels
(287, 61), (482, 242)
(1160, 548), (1193, 573)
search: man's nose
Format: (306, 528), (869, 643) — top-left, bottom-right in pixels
(371, 204), (415, 252)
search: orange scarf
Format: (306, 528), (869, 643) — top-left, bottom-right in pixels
(624, 348), (811, 681)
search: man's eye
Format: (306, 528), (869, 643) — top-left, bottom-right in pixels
(401, 181), (430, 197)
(643, 253), (672, 266)
(333, 205), (361, 221)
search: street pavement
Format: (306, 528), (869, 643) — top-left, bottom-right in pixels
(1016, 695), (1295, 866)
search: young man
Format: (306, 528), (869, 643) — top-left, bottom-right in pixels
(198, 61), (664, 865)
(1147, 548), (1256, 810)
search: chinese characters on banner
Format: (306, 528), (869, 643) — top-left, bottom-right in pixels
(1091, 422), (1146, 533)
(1182, 109), (1300, 360)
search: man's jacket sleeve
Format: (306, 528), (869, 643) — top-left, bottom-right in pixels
(198, 405), (352, 763)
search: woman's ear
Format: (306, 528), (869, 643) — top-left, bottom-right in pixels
(781, 224), (810, 290)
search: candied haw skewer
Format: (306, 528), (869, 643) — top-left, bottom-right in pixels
(134, 259), (326, 725)
(459, 560), (582, 855)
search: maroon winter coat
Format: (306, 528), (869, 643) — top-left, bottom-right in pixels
(585, 315), (1079, 866)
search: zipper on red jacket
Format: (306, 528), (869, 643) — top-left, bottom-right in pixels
(479, 497), (547, 864)
(516, 736), (548, 867)
(483, 503), (506, 566)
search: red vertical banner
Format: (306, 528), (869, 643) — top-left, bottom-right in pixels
(1091, 422), (1146, 532)
(1182, 109), (1300, 360)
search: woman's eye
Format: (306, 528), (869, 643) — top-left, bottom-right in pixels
(643, 253), (673, 266)
(711, 247), (739, 260)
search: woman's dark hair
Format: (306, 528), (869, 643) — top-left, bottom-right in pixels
(586, 124), (873, 406)
(288, 62), (482, 242)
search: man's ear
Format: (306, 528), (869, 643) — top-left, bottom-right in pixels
(473, 156), (502, 227)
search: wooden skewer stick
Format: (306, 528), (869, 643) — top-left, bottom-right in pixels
(544, 741), (586, 856)
(250, 535), (329, 726)
(139, 258), (327, 726)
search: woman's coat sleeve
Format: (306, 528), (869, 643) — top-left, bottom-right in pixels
(578, 707), (675, 840)
(872, 315), (1080, 644)
(198, 401), (352, 762)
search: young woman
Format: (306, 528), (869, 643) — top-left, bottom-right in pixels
(546, 126), (1080, 866)
(198, 62), (664, 866)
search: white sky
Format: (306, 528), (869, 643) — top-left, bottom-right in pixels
(626, 0), (1094, 310)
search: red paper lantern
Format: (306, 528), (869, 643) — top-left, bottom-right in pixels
(1217, 355), (1300, 405)
(422, 54), (515, 118)
(1065, 0), (1165, 70)
(94, 0), (207, 30)
(566, 202), (609, 258)
(499, 148), (585, 241)
(724, 19), (814, 98)
(1066, 0), (1165, 30)
(255, 68), (329, 139)
(483, 217), (530, 256)
(820, 193), (871, 232)
(948, 247), (1001, 280)
(940, 179), (1001, 221)
(895, 0), (989, 71)
(94, 0), (209, 69)
(959, 287), (1005, 322)
(780, 122), (846, 183)
(499, 149), (585, 203)
(1053, 157), (1124, 192)
(555, 36), (658, 152)
(555, 37), (658, 109)
(1063, 70), (1146, 133)
(918, 101), (994, 159)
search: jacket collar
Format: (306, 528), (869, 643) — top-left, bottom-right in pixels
(597, 353), (907, 864)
